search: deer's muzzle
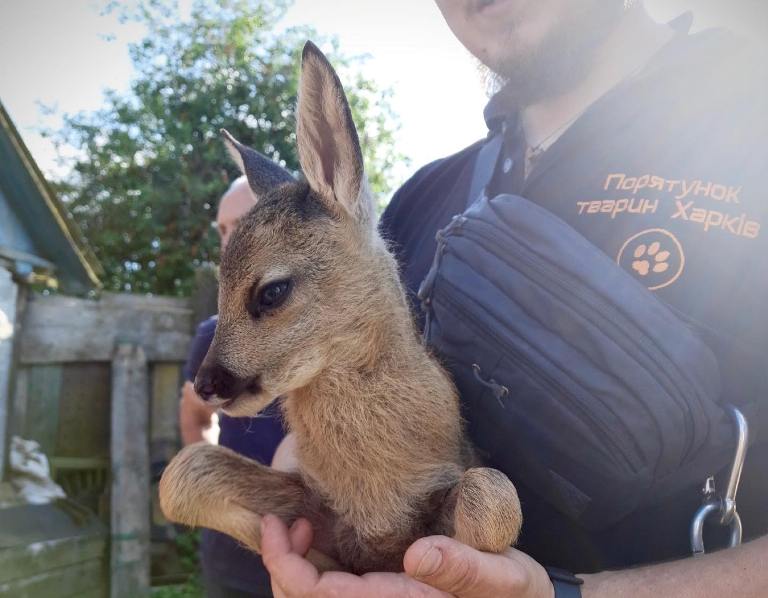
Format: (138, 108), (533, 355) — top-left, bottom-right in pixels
(195, 362), (262, 402)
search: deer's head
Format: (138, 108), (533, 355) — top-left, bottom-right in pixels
(195, 42), (391, 416)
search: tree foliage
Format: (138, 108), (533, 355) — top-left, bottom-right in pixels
(47, 0), (405, 295)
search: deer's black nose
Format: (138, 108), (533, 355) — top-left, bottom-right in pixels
(195, 378), (216, 401)
(195, 363), (237, 401)
(194, 363), (262, 402)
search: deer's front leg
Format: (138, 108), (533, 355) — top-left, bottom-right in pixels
(159, 442), (339, 570)
(159, 442), (306, 551)
(436, 467), (522, 553)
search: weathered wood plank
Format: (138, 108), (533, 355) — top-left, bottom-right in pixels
(0, 504), (108, 597)
(0, 533), (106, 583)
(0, 557), (106, 598)
(24, 364), (63, 456)
(10, 366), (28, 438)
(110, 343), (150, 598)
(0, 267), (18, 479)
(57, 363), (110, 458)
(49, 456), (109, 471)
(149, 363), (181, 532)
(19, 292), (193, 364)
(0, 504), (105, 548)
(150, 363), (181, 450)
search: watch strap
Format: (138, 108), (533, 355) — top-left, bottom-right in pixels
(545, 567), (583, 598)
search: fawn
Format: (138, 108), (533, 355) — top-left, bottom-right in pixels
(159, 41), (521, 574)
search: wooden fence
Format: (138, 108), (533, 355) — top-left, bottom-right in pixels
(1, 291), (195, 597)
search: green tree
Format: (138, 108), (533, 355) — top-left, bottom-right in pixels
(47, 0), (405, 295)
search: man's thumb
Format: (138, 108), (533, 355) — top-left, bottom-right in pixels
(404, 536), (482, 595)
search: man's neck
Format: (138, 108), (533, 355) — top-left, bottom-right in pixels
(521, 7), (675, 151)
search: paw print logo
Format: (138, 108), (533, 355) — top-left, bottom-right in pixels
(617, 228), (685, 291)
(631, 241), (670, 277)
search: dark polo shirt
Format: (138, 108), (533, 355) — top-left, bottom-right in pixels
(380, 20), (767, 572)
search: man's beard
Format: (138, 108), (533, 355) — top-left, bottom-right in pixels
(482, 3), (627, 107)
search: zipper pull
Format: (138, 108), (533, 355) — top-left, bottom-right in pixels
(418, 214), (467, 304)
(472, 364), (509, 408)
(417, 229), (449, 307)
(418, 215), (469, 337)
(445, 214), (467, 234)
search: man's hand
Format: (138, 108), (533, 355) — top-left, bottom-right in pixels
(262, 514), (451, 598)
(261, 513), (554, 598)
(178, 380), (216, 445)
(403, 536), (554, 598)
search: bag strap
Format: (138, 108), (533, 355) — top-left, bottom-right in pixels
(466, 132), (504, 208)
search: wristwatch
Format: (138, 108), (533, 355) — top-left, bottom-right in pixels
(546, 567), (584, 598)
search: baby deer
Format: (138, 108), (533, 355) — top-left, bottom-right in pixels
(159, 41), (521, 574)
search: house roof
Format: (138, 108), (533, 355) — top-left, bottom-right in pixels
(0, 101), (102, 293)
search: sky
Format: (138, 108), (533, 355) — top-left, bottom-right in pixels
(0, 0), (765, 188)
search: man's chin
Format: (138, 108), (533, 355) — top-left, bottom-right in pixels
(483, 2), (626, 105)
(218, 392), (276, 418)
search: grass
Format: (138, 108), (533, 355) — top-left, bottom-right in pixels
(151, 530), (204, 598)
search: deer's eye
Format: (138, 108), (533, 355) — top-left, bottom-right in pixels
(249, 279), (292, 317)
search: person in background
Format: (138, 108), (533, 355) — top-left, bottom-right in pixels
(179, 175), (284, 597)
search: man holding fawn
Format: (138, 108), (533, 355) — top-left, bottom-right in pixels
(260, 1), (768, 597)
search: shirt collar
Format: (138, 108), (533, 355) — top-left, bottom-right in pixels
(483, 88), (512, 134)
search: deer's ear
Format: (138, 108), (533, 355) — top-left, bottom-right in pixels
(296, 41), (372, 227)
(221, 129), (294, 199)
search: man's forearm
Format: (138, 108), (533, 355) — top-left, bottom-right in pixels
(179, 406), (208, 444)
(179, 380), (215, 445)
(582, 535), (768, 598)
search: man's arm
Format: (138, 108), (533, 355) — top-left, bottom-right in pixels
(179, 380), (216, 445)
(581, 534), (768, 598)
(259, 411), (768, 597)
(405, 533), (768, 598)
(260, 521), (768, 598)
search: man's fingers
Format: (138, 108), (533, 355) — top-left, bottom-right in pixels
(261, 514), (292, 555)
(261, 514), (321, 595)
(314, 571), (453, 598)
(404, 536), (530, 597)
(288, 517), (314, 556)
(262, 515), (452, 598)
(404, 536), (479, 595)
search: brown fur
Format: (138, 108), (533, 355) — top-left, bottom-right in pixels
(159, 41), (521, 574)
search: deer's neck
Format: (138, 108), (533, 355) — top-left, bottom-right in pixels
(282, 310), (462, 536)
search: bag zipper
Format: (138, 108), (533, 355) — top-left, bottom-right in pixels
(472, 363), (509, 408)
(418, 215), (463, 338)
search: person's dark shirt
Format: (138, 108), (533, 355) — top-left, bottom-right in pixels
(380, 21), (767, 573)
(183, 315), (285, 594)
